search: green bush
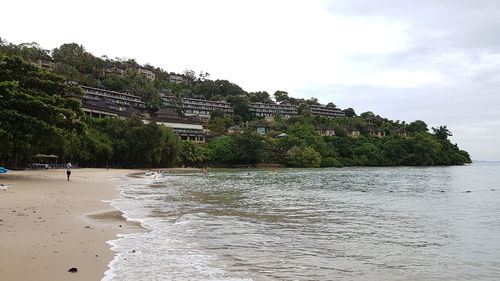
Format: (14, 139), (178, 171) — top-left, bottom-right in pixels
(320, 157), (342, 167)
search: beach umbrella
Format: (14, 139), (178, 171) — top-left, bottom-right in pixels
(34, 154), (58, 159)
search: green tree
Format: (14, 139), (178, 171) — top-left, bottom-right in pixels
(52, 63), (98, 86)
(432, 125), (452, 140)
(333, 125), (347, 137)
(207, 136), (236, 164)
(286, 121), (328, 156)
(352, 142), (385, 166)
(122, 69), (161, 113)
(407, 120), (428, 133)
(180, 141), (208, 167)
(0, 54), (84, 167)
(381, 136), (408, 165)
(342, 107), (356, 117)
(216, 80), (246, 97)
(261, 137), (283, 163)
(85, 116), (181, 168)
(52, 43), (98, 74)
(360, 111), (375, 119)
(320, 157), (342, 167)
(0, 40), (51, 62)
(157, 125), (183, 167)
(248, 91), (273, 103)
(102, 74), (128, 92)
(231, 131), (266, 164)
(287, 146), (321, 167)
(182, 69), (197, 85)
(324, 136), (354, 159)
(193, 80), (221, 100)
(274, 90), (290, 103)
(297, 103), (312, 116)
(406, 133), (440, 165)
(206, 116), (233, 136)
(227, 96), (252, 122)
(82, 128), (113, 167)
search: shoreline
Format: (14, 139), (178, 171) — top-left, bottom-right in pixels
(0, 168), (145, 281)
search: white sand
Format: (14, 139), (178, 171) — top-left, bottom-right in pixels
(0, 168), (144, 281)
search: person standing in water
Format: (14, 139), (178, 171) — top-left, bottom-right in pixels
(66, 162), (72, 181)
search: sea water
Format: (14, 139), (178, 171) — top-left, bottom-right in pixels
(103, 162), (500, 281)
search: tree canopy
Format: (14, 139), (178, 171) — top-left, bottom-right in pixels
(0, 54), (84, 167)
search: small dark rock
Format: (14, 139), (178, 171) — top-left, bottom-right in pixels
(68, 267), (78, 273)
(131, 249), (136, 253)
(85, 226), (90, 229)
(440, 190), (445, 193)
(95, 254), (99, 257)
(466, 190), (471, 193)
(119, 225), (122, 227)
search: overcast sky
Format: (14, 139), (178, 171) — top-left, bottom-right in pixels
(2, 0), (499, 160)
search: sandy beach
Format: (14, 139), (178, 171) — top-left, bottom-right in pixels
(0, 168), (144, 281)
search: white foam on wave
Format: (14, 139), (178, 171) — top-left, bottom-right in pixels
(102, 174), (252, 281)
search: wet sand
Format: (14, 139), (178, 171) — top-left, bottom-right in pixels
(0, 168), (144, 281)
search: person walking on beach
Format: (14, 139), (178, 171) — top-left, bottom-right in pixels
(66, 162), (72, 181)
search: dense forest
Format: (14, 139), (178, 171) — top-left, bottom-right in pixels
(0, 38), (472, 169)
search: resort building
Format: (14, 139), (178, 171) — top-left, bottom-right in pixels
(315, 123), (335, 136)
(394, 128), (409, 138)
(367, 127), (386, 138)
(252, 122), (270, 135)
(310, 103), (345, 118)
(92, 66), (125, 78)
(70, 85), (145, 119)
(162, 95), (234, 121)
(72, 84), (206, 142)
(81, 99), (142, 119)
(168, 73), (185, 84)
(92, 66), (155, 80)
(80, 86), (146, 108)
(32, 59), (55, 70)
(151, 109), (206, 143)
(227, 126), (243, 134)
(249, 102), (298, 120)
(160, 96), (346, 121)
(135, 67), (155, 80)
(345, 127), (361, 138)
(79, 96), (206, 142)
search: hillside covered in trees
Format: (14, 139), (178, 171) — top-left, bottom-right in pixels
(0, 38), (471, 168)
(0, 39), (324, 119)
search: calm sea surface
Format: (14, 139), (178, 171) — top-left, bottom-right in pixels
(104, 162), (500, 281)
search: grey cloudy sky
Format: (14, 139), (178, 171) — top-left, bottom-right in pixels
(2, 0), (499, 160)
